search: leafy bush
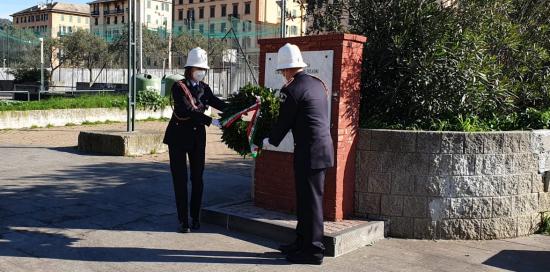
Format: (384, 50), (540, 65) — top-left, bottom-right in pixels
(537, 212), (550, 235)
(220, 84), (280, 157)
(8, 68), (51, 84)
(136, 90), (169, 111)
(308, 0), (550, 131)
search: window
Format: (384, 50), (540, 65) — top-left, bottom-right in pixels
(107, 17), (110, 24)
(199, 7), (204, 19)
(78, 17), (81, 23)
(61, 15), (64, 21)
(69, 15), (73, 22)
(178, 10), (183, 20)
(94, 17), (98, 25)
(16, 18), (18, 24)
(114, 16), (118, 24)
(210, 6), (215, 17)
(147, 0), (151, 9)
(221, 5), (226, 16)
(291, 26), (297, 36)
(209, 23), (215, 33)
(45, 14), (48, 20)
(187, 9), (194, 19)
(220, 22), (226, 32)
(86, 18), (89, 24)
(122, 16), (124, 23)
(199, 24), (204, 33)
(189, 0), (193, 3)
(147, 15), (151, 23)
(245, 2), (251, 14)
(68, 26), (73, 33)
(178, 0), (183, 4)
(232, 4), (238, 16)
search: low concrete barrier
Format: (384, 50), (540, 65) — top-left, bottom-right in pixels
(0, 107), (173, 129)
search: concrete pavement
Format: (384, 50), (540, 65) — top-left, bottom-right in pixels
(0, 122), (549, 271)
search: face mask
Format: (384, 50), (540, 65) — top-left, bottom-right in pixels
(193, 70), (206, 82)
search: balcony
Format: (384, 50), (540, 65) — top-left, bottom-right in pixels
(91, 11), (100, 16)
(112, 9), (125, 14)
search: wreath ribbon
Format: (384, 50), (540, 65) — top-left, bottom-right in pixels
(220, 97), (262, 158)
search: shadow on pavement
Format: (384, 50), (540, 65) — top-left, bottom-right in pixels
(482, 250), (550, 272)
(0, 229), (287, 265)
(0, 146), (275, 265)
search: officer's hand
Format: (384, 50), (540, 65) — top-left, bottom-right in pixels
(211, 119), (222, 128)
(262, 138), (271, 148)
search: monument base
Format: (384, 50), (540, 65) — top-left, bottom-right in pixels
(78, 130), (167, 156)
(202, 201), (385, 257)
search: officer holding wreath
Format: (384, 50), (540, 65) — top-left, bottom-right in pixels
(263, 43), (334, 265)
(163, 47), (226, 234)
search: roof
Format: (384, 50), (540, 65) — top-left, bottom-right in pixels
(11, 2), (90, 17)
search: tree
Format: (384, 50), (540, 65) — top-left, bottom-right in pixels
(307, 0), (550, 131)
(63, 29), (110, 84)
(172, 32), (228, 67)
(44, 37), (67, 80)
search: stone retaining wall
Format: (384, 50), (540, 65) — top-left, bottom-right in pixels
(355, 129), (550, 239)
(0, 107), (173, 130)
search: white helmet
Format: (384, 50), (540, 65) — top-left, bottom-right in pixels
(185, 47), (210, 69)
(276, 43), (308, 70)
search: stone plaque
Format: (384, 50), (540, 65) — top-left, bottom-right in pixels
(263, 50), (334, 153)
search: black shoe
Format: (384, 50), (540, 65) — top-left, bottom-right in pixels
(178, 224), (191, 233)
(191, 219), (200, 230)
(278, 241), (301, 255)
(285, 251), (323, 265)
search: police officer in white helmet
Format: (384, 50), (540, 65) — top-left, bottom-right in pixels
(163, 47), (227, 233)
(264, 43), (334, 265)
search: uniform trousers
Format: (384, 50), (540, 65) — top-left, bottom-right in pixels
(168, 141), (205, 225)
(294, 162), (327, 253)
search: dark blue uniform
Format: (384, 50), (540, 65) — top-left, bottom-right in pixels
(163, 79), (227, 228)
(268, 71), (335, 257)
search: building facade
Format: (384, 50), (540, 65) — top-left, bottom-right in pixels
(89, 0), (172, 41)
(11, 2), (90, 38)
(173, 0), (307, 49)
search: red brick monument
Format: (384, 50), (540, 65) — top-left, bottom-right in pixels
(254, 33), (367, 221)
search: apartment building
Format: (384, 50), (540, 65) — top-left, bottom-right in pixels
(89, 0), (172, 40)
(11, 2), (90, 38)
(173, 0), (307, 49)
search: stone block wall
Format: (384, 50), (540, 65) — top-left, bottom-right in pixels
(355, 129), (550, 239)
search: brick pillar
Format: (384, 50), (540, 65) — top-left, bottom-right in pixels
(254, 33), (367, 221)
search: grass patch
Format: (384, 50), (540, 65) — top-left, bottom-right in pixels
(537, 213), (550, 235)
(81, 120), (118, 126)
(65, 123), (77, 127)
(0, 94), (127, 112)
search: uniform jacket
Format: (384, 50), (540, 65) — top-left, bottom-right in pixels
(268, 71), (335, 170)
(163, 79), (227, 150)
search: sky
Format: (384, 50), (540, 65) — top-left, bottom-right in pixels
(0, 0), (90, 20)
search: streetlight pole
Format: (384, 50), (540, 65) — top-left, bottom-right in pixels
(39, 37), (44, 100)
(280, 0), (286, 38)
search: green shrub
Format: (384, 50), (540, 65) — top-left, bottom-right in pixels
(8, 68), (51, 84)
(136, 90), (169, 111)
(308, 0), (550, 131)
(537, 212), (550, 235)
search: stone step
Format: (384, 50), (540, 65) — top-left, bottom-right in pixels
(202, 201), (385, 257)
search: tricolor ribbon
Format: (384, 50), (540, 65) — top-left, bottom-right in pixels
(220, 96), (262, 158)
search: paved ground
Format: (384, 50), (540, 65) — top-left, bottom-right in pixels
(1, 121), (550, 271)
